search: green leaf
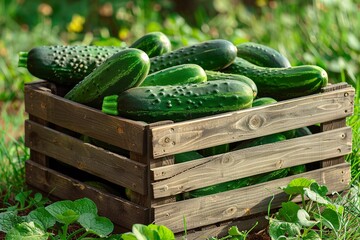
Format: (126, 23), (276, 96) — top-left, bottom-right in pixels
(310, 182), (328, 198)
(78, 212), (114, 237)
(304, 188), (330, 205)
(268, 218), (301, 239)
(74, 198), (98, 215)
(5, 221), (50, 240)
(228, 225), (242, 236)
(147, 224), (175, 240)
(303, 230), (321, 240)
(277, 202), (300, 223)
(45, 200), (79, 225)
(131, 224), (148, 240)
(26, 207), (56, 231)
(120, 232), (138, 240)
(281, 178), (316, 196)
(0, 211), (23, 233)
(314, 208), (340, 231)
(296, 209), (317, 227)
(14, 191), (31, 209)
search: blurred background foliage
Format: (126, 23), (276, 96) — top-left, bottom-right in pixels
(0, 0), (359, 102)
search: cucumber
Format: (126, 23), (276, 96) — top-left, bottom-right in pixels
(205, 70), (257, 98)
(102, 80), (254, 123)
(18, 45), (126, 86)
(129, 32), (171, 58)
(64, 48), (150, 108)
(236, 42), (291, 68)
(149, 39), (237, 74)
(222, 57), (328, 100)
(140, 64), (207, 86)
(199, 144), (230, 157)
(252, 97), (277, 107)
(233, 133), (287, 151)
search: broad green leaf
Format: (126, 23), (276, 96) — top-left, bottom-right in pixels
(120, 232), (138, 240)
(314, 208), (340, 231)
(268, 218), (301, 239)
(304, 188), (330, 205)
(131, 224), (148, 240)
(14, 191), (31, 209)
(78, 212), (114, 237)
(0, 211), (23, 233)
(297, 209), (317, 227)
(281, 178), (316, 196)
(147, 224), (175, 240)
(303, 230), (321, 240)
(5, 221), (50, 240)
(27, 207), (56, 230)
(74, 198), (98, 215)
(277, 202), (300, 223)
(310, 182), (328, 198)
(228, 225), (242, 236)
(45, 200), (79, 225)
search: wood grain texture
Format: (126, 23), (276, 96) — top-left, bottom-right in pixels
(24, 83), (147, 154)
(25, 120), (147, 194)
(25, 160), (150, 230)
(153, 163), (350, 232)
(151, 127), (352, 198)
(150, 85), (355, 158)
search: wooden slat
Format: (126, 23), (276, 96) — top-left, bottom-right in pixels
(150, 85), (355, 158)
(153, 163), (350, 232)
(25, 120), (147, 194)
(24, 83), (147, 154)
(25, 160), (150, 230)
(152, 127), (352, 198)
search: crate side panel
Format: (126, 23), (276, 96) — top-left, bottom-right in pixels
(25, 160), (150, 229)
(152, 127), (352, 198)
(24, 84), (146, 154)
(154, 163), (350, 232)
(25, 120), (147, 194)
(151, 87), (354, 158)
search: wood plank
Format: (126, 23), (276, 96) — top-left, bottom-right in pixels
(25, 120), (147, 194)
(153, 163), (350, 232)
(150, 86), (355, 158)
(25, 160), (150, 230)
(152, 127), (352, 198)
(28, 115), (50, 166)
(24, 83), (147, 154)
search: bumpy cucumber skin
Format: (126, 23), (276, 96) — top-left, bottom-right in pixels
(149, 39), (237, 74)
(129, 32), (171, 58)
(102, 80), (253, 123)
(222, 57), (328, 100)
(21, 45), (126, 86)
(141, 64), (207, 86)
(205, 70), (257, 98)
(236, 42), (291, 68)
(64, 48), (150, 108)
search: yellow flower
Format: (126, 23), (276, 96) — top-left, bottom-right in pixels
(67, 14), (85, 33)
(118, 28), (129, 40)
(256, 0), (267, 7)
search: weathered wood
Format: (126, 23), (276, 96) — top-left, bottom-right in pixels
(150, 86), (354, 158)
(151, 127), (352, 198)
(25, 160), (150, 230)
(25, 120), (148, 194)
(24, 83), (147, 154)
(154, 163), (350, 232)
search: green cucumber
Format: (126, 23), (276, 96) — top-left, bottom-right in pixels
(199, 144), (230, 157)
(175, 151), (204, 164)
(140, 64), (207, 86)
(294, 126), (313, 138)
(233, 133), (287, 151)
(102, 80), (254, 123)
(18, 45), (126, 86)
(205, 70), (257, 98)
(236, 42), (291, 68)
(222, 57), (328, 100)
(252, 97), (277, 107)
(149, 39), (237, 74)
(129, 31), (171, 58)
(64, 48), (150, 108)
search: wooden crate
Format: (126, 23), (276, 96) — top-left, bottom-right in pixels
(24, 81), (355, 238)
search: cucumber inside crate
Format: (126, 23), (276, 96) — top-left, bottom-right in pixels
(24, 81), (355, 237)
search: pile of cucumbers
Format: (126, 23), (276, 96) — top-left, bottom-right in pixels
(19, 31), (328, 123)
